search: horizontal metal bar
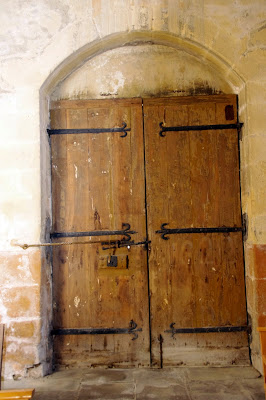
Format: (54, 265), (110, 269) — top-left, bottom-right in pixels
(51, 223), (137, 241)
(156, 223), (244, 240)
(159, 122), (243, 137)
(102, 240), (151, 250)
(15, 237), (147, 251)
(51, 320), (142, 340)
(52, 328), (128, 335)
(165, 323), (250, 338)
(47, 122), (130, 138)
(13, 240), (111, 250)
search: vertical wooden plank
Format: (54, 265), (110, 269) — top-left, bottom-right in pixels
(50, 108), (68, 233)
(143, 104), (170, 365)
(51, 108), (69, 331)
(65, 107), (91, 352)
(188, 101), (219, 227)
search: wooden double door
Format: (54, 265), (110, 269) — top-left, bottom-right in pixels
(50, 95), (249, 368)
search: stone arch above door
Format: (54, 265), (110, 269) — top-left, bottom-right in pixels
(50, 44), (232, 101)
(42, 31), (245, 100)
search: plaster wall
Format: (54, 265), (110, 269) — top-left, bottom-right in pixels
(0, 0), (265, 379)
(50, 45), (230, 100)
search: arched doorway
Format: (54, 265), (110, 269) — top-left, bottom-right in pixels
(40, 32), (250, 369)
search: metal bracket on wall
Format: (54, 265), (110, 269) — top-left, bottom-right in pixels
(51, 320), (142, 341)
(51, 223), (137, 242)
(47, 122), (130, 138)
(156, 223), (244, 240)
(165, 322), (250, 338)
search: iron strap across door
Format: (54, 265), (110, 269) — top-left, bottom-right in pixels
(159, 122), (243, 137)
(47, 122), (130, 138)
(48, 122), (243, 138)
(52, 320), (142, 341)
(51, 223), (136, 241)
(165, 323), (250, 338)
(156, 223), (246, 240)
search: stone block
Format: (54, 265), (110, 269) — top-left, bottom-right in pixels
(79, 383), (135, 399)
(5, 320), (41, 341)
(3, 343), (37, 365)
(247, 108), (266, 137)
(136, 383), (190, 400)
(0, 250), (41, 288)
(1, 286), (40, 319)
(250, 215), (266, 244)
(250, 314), (263, 355)
(257, 279), (266, 317)
(246, 81), (266, 105)
(253, 244), (266, 280)
(249, 163), (266, 216)
(258, 314), (266, 328)
(245, 276), (257, 314)
(239, 48), (266, 81)
(244, 251), (254, 280)
(248, 135), (266, 165)
(240, 165), (250, 199)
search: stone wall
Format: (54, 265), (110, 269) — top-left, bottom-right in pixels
(0, 0), (265, 379)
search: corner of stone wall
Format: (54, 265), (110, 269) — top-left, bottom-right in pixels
(0, 247), (52, 380)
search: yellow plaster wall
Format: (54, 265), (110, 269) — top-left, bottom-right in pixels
(0, 0), (265, 378)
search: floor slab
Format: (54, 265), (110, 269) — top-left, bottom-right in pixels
(2, 366), (264, 400)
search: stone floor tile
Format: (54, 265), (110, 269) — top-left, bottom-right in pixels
(133, 367), (188, 385)
(48, 368), (89, 380)
(189, 380), (259, 400)
(187, 366), (261, 381)
(2, 366), (264, 400)
(2, 377), (81, 392)
(81, 369), (134, 384)
(78, 383), (135, 400)
(136, 384), (191, 400)
(33, 391), (77, 400)
(238, 379), (265, 400)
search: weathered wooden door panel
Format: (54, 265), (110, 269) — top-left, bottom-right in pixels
(143, 95), (249, 367)
(51, 99), (147, 234)
(51, 99), (150, 367)
(52, 244), (149, 367)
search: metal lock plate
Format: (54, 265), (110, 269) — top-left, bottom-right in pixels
(99, 253), (129, 270)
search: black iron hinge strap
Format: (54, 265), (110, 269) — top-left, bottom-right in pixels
(165, 323), (250, 338)
(159, 122), (243, 137)
(156, 223), (244, 240)
(51, 223), (137, 242)
(51, 320), (142, 341)
(47, 122), (130, 138)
